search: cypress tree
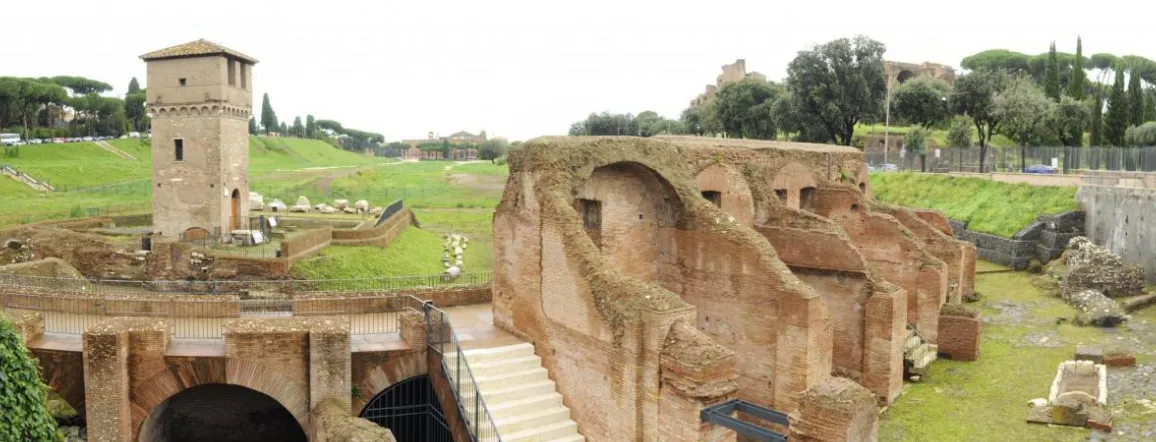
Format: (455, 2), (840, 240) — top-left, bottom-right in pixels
(1129, 66), (1144, 126)
(1045, 42), (1061, 101)
(127, 77), (141, 95)
(1104, 69), (1130, 146)
(1090, 89), (1104, 146)
(248, 118), (257, 135)
(260, 93), (278, 135)
(1068, 37), (1085, 100)
(1145, 89), (1156, 123)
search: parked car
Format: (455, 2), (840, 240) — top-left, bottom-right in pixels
(29, 139), (42, 145)
(82, 136), (94, 142)
(1025, 164), (1057, 174)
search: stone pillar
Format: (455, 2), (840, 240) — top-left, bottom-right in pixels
(791, 378), (879, 442)
(83, 324), (132, 442)
(658, 319), (738, 442)
(309, 325), (351, 411)
(862, 284), (906, 405)
(5, 311), (43, 344)
(937, 310), (981, 361)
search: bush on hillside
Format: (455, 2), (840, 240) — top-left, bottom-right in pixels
(947, 116), (974, 148)
(905, 127), (929, 152)
(0, 317), (62, 441)
(1124, 122), (1156, 147)
(870, 172), (1078, 237)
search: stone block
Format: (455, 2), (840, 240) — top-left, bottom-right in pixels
(1075, 345), (1103, 364)
(937, 313), (981, 361)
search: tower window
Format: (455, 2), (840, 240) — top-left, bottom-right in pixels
(240, 64), (248, 90)
(174, 139), (184, 161)
(701, 191), (722, 208)
(228, 60), (236, 86)
(179, 78), (187, 87)
(577, 198), (602, 248)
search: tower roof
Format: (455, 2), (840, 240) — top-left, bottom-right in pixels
(140, 39), (258, 64)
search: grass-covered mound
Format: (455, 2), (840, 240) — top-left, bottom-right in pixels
(870, 172), (1078, 237)
(291, 227), (450, 280)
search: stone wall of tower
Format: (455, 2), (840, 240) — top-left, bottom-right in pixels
(146, 55), (253, 237)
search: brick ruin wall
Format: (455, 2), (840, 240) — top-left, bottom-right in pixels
(493, 136), (978, 440)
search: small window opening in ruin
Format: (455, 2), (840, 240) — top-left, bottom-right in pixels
(174, 139), (184, 161)
(774, 189), (787, 202)
(578, 199), (602, 247)
(179, 78), (187, 87)
(851, 203), (860, 212)
(639, 214), (643, 220)
(800, 187), (816, 212)
(228, 60), (237, 86)
(701, 191), (722, 208)
(240, 64), (248, 90)
(210, 184), (214, 188)
(859, 182), (866, 193)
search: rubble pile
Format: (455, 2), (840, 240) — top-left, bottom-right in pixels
(1062, 237), (1146, 298)
(442, 234), (468, 278)
(1064, 289), (1128, 326)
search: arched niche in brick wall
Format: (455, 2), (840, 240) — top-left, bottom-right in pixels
(768, 162), (819, 211)
(695, 163), (755, 226)
(572, 161), (683, 284)
(137, 383), (307, 442)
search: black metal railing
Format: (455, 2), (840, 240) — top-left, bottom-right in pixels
(425, 304), (502, 442)
(701, 399), (790, 442)
(0, 271), (491, 296)
(866, 145), (1156, 174)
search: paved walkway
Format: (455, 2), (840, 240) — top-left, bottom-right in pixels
(443, 303), (523, 350)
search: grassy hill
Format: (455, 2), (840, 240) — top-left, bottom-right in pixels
(0, 136), (385, 227)
(292, 227), (449, 279)
(870, 172), (1078, 237)
(854, 123), (1018, 149)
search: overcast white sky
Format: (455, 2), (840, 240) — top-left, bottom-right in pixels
(3, 0), (1154, 141)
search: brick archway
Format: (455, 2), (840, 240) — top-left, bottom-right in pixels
(129, 359), (310, 440)
(353, 351), (427, 414)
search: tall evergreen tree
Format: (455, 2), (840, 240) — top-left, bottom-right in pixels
(1068, 37), (1086, 100)
(1145, 89), (1156, 123)
(305, 114), (316, 137)
(248, 118), (257, 135)
(260, 93), (278, 135)
(1104, 69), (1130, 146)
(1090, 87), (1104, 146)
(1044, 42), (1061, 101)
(1129, 65), (1144, 126)
(127, 77), (141, 94)
(292, 116), (304, 137)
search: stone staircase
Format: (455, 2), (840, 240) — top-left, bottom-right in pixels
(1, 165), (54, 192)
(94, 140), (138, 161)
(446, 343), (584, 442)
(903, 325), (937, 379)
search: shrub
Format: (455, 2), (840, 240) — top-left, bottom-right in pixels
(0, 317), (62, 441)
(1124, 122), (1156, 146)
(905, 127), (928, 152)
(947, 116), (974, 148)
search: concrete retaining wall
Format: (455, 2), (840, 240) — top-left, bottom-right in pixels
(1078, 186), (1156, 282)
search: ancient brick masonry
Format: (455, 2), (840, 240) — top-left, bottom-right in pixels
(492, 136), (978, 441)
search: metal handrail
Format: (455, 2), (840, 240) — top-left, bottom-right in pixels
(425, 303), (503, 441)
(0, 271), (492, 295)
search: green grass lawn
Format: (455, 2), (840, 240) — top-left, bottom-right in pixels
(415, 208), (494, 272)
(880, 269), (1156, 441)
(291, 227), (449, 279)
(1, 136), (390, 227)
(870, 172), (1078, 237)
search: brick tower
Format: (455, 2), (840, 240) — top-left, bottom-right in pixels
(141, 39), (257, 238)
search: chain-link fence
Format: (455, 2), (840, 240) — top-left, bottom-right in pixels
(865, 146), (1156, 174)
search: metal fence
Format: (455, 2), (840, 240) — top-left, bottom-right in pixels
(426, 304), (503, 442)
(0, 289), (429, 339)
(0, 271), (492, 297)
(865, 146), (1156, 174)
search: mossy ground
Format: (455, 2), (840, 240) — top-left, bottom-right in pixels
(291, 227), (449, 279)
(880, 263), (1156, 441)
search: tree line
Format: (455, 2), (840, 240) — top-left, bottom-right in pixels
(0, 76), (147, 144)
(253, 93), (385, 151)
(565, 35), (1156, 173)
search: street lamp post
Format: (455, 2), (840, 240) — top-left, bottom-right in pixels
(884, 76), (892, 166)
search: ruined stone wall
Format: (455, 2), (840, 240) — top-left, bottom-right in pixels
(1078, 186), (1156, 282)
(811, 187), (948, 343)
(331, 208), (416, 246)
(280, 226), (334, 260)
(494, 137), (848, 439)
(873, 202), (976, 302)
